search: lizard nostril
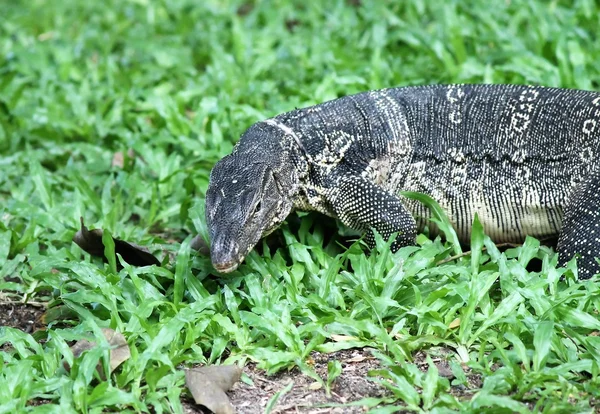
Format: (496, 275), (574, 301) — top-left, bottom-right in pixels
(211, 235), (240, 266)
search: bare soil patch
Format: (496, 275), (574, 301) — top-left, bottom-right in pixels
(0, 302), (46, 333)
(183, 349), (391, 413)
(2, 303), (487, 412)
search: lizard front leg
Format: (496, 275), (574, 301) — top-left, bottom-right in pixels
(328, 176), (417, 250)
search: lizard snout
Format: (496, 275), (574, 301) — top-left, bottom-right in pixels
(210, 235), (241, 273)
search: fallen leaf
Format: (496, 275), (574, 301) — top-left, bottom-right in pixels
(346, 355), (367, 363)
(74, 217), (160, 267)
(331, 334), (358, 342)
(185, 365), (242, 414)
(308, 382), (322, 390)
(112, 149), (135, 169)
(65, 328), (131, 376)
(73, 218), (104, 257)
(448, 318), (461, 329)
(112, 152), (125, 168)
(436, 362), (455, 379)
(102, 329), (131, 372)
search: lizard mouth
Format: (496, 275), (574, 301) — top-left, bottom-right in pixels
(210, 234), (244, 273)
(213, 260), (241, 273)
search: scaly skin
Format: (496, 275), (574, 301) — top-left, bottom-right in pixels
(205, 84), (600, 277)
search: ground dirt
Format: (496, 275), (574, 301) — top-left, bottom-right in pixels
(2, 302), (487, 413)
(187, 349), (392, 414)
(0, 302), (46, 333)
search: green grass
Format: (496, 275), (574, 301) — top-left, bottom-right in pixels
(2, 0), (600, 412)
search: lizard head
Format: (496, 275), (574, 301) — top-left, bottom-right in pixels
(205, 124), (297, 273)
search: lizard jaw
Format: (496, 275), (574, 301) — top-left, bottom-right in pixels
(209, 233), (244, 273)
(213, 260), (241, 273)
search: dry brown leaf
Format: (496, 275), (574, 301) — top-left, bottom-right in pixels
(185, 365), (242, 414)
(73, 217), (160, 267)
(112, 149), (135, 169)
(65, 328), (131, 376)
(308, 382), (322, 390)
(448, 318), (461, 329)
(436, 362), (455, 379)
(103, 329), (131, 372)
(73, 217), (105, 257)
(346, 355), (367, 363)
(112, 152), (125, 169)
(331, 334), (358, 342)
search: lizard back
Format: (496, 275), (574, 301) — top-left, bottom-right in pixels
(275, 84), (600, 242)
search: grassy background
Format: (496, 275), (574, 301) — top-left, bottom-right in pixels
(2, 0), (600, 412)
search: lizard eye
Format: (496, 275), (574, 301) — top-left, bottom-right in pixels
(253, 200), (262, 214)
